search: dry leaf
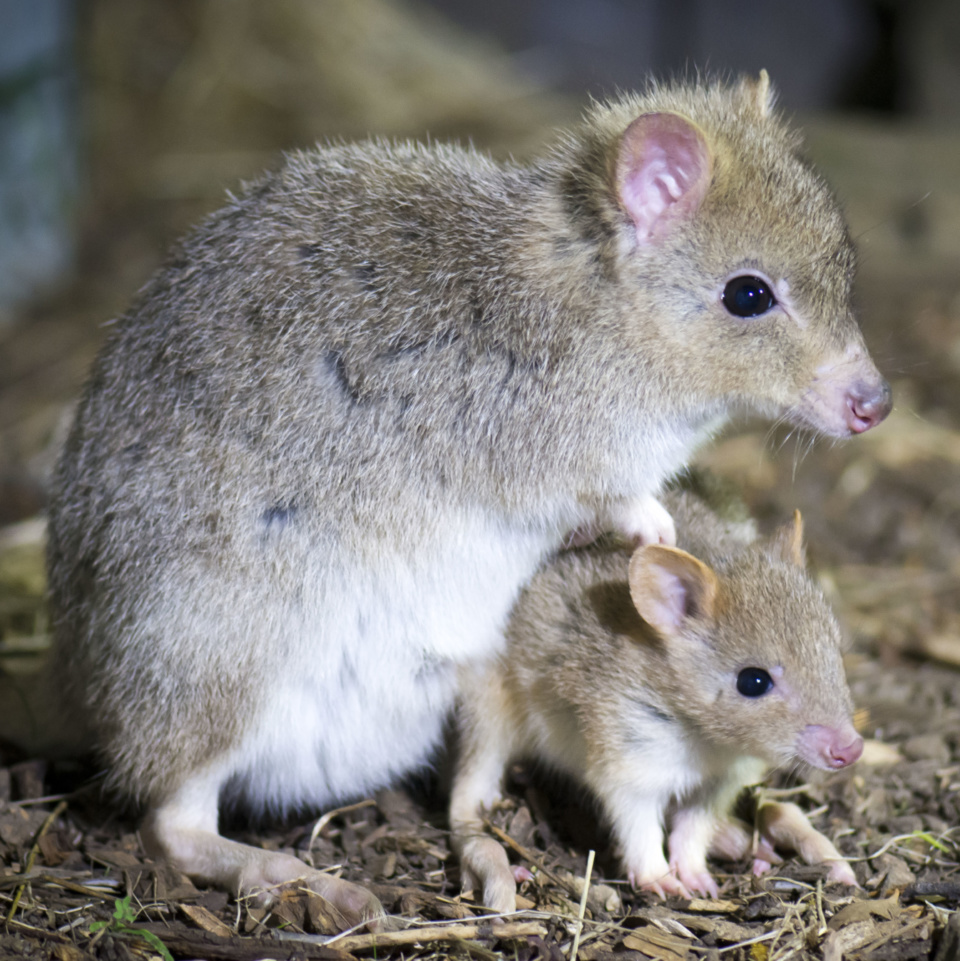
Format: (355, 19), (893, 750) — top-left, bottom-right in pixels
(152, 863), (200, 901)
(874, 853), (916, 895)
(37, 832), (70, 867)
(828, 893), (900, 929)
(554, 868), (623, 914)
(88, 848), (142, 869)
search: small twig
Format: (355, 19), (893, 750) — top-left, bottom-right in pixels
(5, 799), (68, 923)
(569, 849), (595, 961)
(763, 875), (816, 892)
(4, 916), (74, 943)
(56, 915), (90, 935)
(848, 829), (960, 863)
(38, 875), (122, 898)
(483, 819), (575, 895)
(766, 900), (802, 959)
(565, 919), (621, 956)
(714, 929), (781, 954)
(0, 871), (121, 897)
(85, 927), (109, 953)
(305, 798), (376, 866)
(757, 784), (816, 800)
(8, 793), (70, 808)
(905, 880), (960, 899)
(331, 920), (547, 952)
(815, 879), (827, 936)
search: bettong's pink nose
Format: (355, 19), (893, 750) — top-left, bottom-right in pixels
(845, 380), (892, 433)
(826, 733), (863, 768)
(802, 724), (864, 769)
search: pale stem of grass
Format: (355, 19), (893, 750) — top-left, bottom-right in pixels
(569, 848), (595, 961)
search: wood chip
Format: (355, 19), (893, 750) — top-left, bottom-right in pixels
(180, 902), (235, 939)
(304, 892), (350, 935)
(622, 926), (693, 961)
(686, 897), (741, 913)
(918, 632), (960, 668)
(823, 919), (881, 961)
(52, 944), (85, 961)
(860, 740), (904, 766)
(681, 914), (762, 943)
(932, 909), (960, 961)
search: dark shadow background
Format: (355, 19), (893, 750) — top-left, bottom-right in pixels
(423, 0), (948, 116)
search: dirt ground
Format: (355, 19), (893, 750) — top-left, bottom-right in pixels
(2, 2), (960, 959)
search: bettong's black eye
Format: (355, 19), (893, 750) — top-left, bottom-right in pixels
(737, 667), (774, 697)
(722, 275), (776, 318)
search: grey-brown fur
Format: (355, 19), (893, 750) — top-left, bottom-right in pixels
(451, 484), (860, 909)
(488, 493), (849, 754)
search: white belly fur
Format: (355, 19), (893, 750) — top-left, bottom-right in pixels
(223, 511), (556, 813)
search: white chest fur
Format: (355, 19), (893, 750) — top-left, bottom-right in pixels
(224, 510), (556, 813)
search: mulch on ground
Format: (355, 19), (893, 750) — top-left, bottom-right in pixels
(1, 724), (959, 961)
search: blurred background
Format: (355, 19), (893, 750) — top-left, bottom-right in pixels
(1, 0), (959, 666)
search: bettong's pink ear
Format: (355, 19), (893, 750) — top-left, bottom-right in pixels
(628, 545), (719, 638)
(615, 111), (713, 245)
